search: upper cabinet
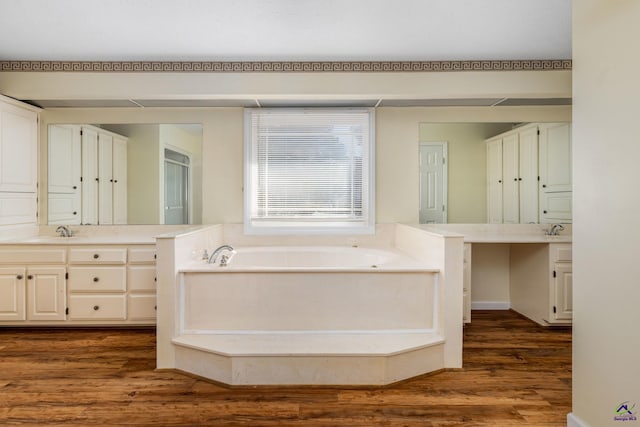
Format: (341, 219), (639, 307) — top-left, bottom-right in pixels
(0, 95), (39, 226)
(487, 123), (572, 224)
(48, 124), (127, 225)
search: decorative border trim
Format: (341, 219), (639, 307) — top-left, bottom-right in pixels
(0, 60), (571, 73)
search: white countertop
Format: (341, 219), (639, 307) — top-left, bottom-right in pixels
(0, 235), (157, 245)
(409, 223), (572, 244)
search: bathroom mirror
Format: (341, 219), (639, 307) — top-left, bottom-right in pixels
(418, 122), (572, 224)
(47, 123), (203, 225)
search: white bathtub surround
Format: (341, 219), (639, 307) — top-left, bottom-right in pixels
(156, 223), (463, 386)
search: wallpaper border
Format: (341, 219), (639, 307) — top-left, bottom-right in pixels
(0, 60), (571, 73)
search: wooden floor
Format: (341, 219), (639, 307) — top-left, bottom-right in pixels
(0, 310), (571, 426)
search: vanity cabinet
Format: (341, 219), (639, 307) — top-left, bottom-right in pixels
(0, 248), (67, 322)
(509, 243), (572, 326)
(463, 243), (471, 324)
(0, 95), (39, 226)
(486, 122), (571, 224)
(0, 243), (157, 326)
(68, 247), (127, 321)
(127, 248), (157, 321)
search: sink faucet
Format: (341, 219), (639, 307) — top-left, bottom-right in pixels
(546, 224), (565, 236)
(208, 245), (235, 266)
(55, 225), (73, 237)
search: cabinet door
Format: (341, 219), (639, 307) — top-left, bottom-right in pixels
(0, 267), (26, 321)
(98, 132), (113, 225)
(539, 123), (572, 193)
(486, 138), (503, 224)
(553, 263), (573, 321)
(112, 136), (127, 225)
(81, 127), (99, 225)
(540, 191), (572, 223)
(502, 133), (520, 224)
(48, 124), (82, 225)
(0, 106), (38, 193)
(518, 126), (539, 224)
(26, 266), (66, 321)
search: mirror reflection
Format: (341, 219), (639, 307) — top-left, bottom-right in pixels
(418, 122), (572, 225)
(47, 123), (203, 225)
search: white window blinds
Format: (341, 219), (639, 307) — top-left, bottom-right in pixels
(244, 108), (375, 234)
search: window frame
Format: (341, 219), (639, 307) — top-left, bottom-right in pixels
(243, 107), (375, 235)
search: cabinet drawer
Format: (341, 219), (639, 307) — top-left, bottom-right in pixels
(68, 294), (126, 320)
(551, 244), (572, 262)
(127, 294), (156, 321)
(68, 266), (126, 292)
(69, 248), (126, 264)
(128, 248), (156, 264)
(0, 249), (66, 264)
(127, 265), (156, 292)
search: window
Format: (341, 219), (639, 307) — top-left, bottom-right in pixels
(244, 108), (375, 234)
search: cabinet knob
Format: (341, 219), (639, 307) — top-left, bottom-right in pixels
(154, 305), (157, 310)
(114, 180), (118, 183)
(73, 211), (77, 215)
(110, 179), (113, 182)
(93, 305), (100, 311)
(93, 254), (100, 259)
(27, 275), (33, 280)
(543, 210), (548, 214)
(73, 186), (77, 189)
(154, 277), (157, 282)
(514, 178), (518, 181)
(16, 274), (23, 280)
(93, 277), (99, 282)
(518, 177), (522, 181)
(542, 184), (547, 188)
(498, 180), (502, 183)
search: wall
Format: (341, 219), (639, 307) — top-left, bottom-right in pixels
(418, 123), (514, 223)
(571, 2), (640, 426)
(39, 106), (570, 225)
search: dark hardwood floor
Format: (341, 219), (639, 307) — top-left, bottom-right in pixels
(0, 310), (571, 426)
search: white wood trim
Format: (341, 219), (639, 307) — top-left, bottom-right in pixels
(471, 301), (511, 310)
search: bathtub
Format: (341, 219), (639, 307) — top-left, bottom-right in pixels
(179, 246), (439, 333)
(195, 245), (429, 271)
(159, 225), (462, 385)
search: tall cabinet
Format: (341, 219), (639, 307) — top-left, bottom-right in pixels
(0, 95), (39, 227)
(48, 124), (127, 225)
(486, 123), (571, 224)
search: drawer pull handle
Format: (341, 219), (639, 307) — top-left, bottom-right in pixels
(16, 274), (23, 280)
(154, 305), (157, 310)
(93, 305), (100, 311)
(93, 254), (100, 259)
(154, 277), (157, 282)
(93, 277), (99, 282)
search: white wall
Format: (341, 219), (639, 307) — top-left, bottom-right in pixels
(572, 2), (640, 426)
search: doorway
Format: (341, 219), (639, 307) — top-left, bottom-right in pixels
(419, 142), (448, 224)
(164, 148), (190, 224)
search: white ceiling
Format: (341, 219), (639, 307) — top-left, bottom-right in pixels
(0, 0), (571, 62)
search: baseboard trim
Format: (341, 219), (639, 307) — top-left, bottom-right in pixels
(471, 301), (511, 310)
(567, 413), (590, 427)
